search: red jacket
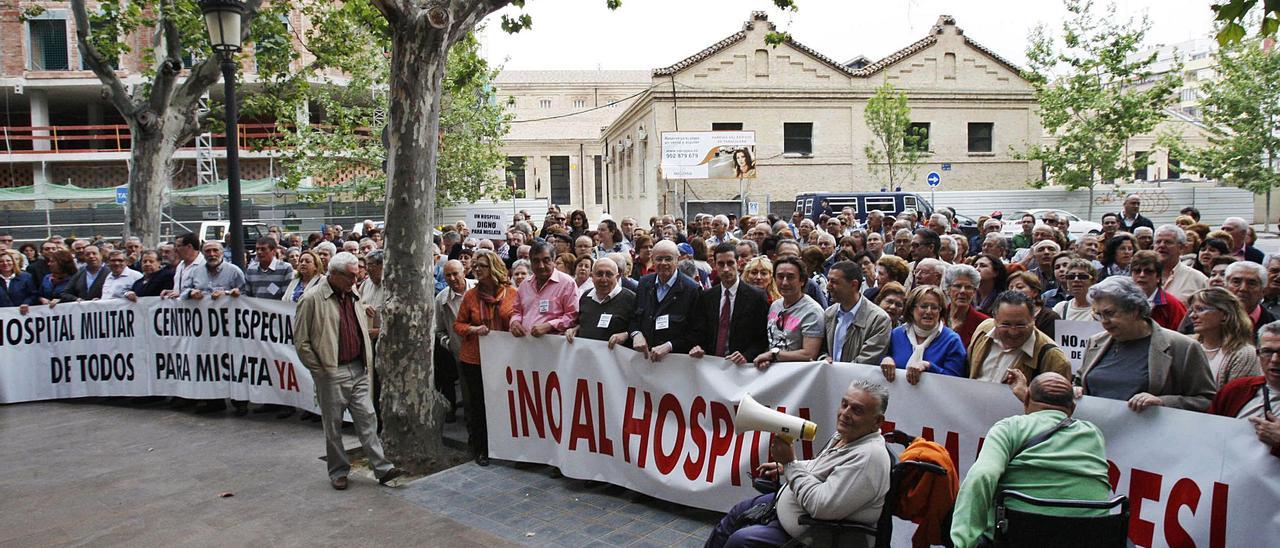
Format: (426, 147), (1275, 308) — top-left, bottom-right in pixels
(1209, 376), (1280, 459)
(953, 305), (990, 349)
(1150, 288), (1186, 332)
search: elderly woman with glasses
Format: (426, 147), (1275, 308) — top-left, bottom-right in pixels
(878, 285), (968, 385)
(1078, 277), (1216, 412)
(944, 264), (990, 348)
(1187, 287), (1263, 387)
(1052, 258), (1097, 321)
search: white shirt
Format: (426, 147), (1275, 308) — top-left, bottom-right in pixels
(586, 282), (623, 304)
(446, 279), (475, 316)
(1236, 385), (1280, 419)
(1054, 299), (1094, 322)
(720, 279), (741, 320)
(172, 255), (206, 293)
(977, 332), (1037, 382)
(101, 268), (143, 300)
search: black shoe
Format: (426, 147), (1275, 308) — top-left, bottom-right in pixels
(379, 467), (406, 486)
(331, 476), (348, 490)
(475, 455), (490, 467)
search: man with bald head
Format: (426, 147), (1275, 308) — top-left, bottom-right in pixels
(951, 371), (1112, 546)
(566, 258), (636, 344)
(623, 240), (702, 361)
(1222, 217), (1265, 263)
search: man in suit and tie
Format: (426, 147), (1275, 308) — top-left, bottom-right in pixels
(690, 243), (768, 365)
(616, 240), (701, 361)
(822, 260), (893, 365)
(60, 244), (107, 301)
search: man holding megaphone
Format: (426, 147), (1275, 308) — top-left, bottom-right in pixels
(705, 381), (893, 548)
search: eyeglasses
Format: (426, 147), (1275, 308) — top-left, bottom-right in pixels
(1092, 309), (1123, 322)
(1131, 268), (1159, 275)
(1064, 273), (1092, 281)
(996, 323), (1031, 330)
(1259, 348), (1280, 359)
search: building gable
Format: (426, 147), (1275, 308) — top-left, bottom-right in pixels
(859, 16), (1032, 92)
(653, 12), (854, 89)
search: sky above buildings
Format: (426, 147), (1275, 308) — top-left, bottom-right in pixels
(480, 0), (1216, 71)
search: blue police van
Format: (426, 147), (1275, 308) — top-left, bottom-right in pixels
(794, 192), (935, 224)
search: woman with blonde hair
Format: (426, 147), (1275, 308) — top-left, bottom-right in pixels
(284, 251), (325, 303)
(453, 249), (517, 466)
(742, 255), (781, 303)
(1187, 287), (1263, 386)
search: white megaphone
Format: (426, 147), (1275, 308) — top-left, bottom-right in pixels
(734, 393), (817, 443)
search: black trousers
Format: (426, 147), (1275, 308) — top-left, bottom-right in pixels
(434, 342), (459, 412)
(458, 361), (487, 457)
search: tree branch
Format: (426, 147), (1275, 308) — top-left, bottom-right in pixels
(369, 0), (404, 23)
(148, 0), (186, 116)
(447, 0), (511, 45)
(172, 0), (268, 111)
(70, 0), (136, 118)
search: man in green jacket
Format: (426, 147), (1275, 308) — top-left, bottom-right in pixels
(950, 372), (1111, 547)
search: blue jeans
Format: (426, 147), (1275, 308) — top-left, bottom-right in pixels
(705, 492), (792, 548)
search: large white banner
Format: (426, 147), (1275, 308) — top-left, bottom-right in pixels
(481, 333), (1280, 547)
(0, 297), (319, 412)
(660, 131), (757, 179)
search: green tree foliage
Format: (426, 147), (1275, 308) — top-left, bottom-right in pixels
(1019, 0), (1179, 201)
(1186, 38), (1280, 193)
(1212, 0), (1279, 44)
(863, 82), (926, 188)
(245, 3), (511, 207)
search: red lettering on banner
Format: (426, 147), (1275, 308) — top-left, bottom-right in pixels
(730, 432), (747, 486)
(1164, 478), (1200, 548)
(749, 431), (766, 477)
(569, 379), (596, 453)
(516, 370), (545, 438)
(1129, 468), (1163, 547)
(919, 427), (961, 467)
(653, 394), (687, 475)
(274, 360), (299, 392)
(683, 397), (708, 481)
(596, 382), (614, 456)
(622, 387), (652, 466)
(1210, 482), (1228, 548)
(545, 372), (563, 442)
(506, 367), (519, 437)
(705, 401), (733, 484)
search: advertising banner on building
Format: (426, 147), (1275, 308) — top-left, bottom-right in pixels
(660, 131), (757, 179)
(0, 297), (319, 412)
(481, 333), (1280, 546)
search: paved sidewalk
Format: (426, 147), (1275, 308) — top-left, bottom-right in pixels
(0, 400), (517, 547)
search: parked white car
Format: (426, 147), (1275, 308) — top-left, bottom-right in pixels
(1001, 209), (1103, 238)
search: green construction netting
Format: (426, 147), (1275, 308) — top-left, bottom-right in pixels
(0, 178), (358, 202)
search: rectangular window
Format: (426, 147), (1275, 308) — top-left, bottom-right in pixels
(712, 122), (743, 131)
(29, 19), (70, 70)
(784, 122), (813, 155)
(903, 195), (919, 212)
(906, 122), (930, 152)
(573, 99), (586, 109)
(1168, 158), (1182, 179)
(505, 156), (526, 191)
(1134, 151), (1149, 181)
(864, 197), (896, 213)
(539, 99), (552, 109)
(967, 122), (993, 153)
(594, 155), (603, 204)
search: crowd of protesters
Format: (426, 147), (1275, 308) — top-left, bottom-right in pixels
(3, 194), (1279, 536)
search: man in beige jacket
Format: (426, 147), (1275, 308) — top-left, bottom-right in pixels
(295, 252), (403, 490)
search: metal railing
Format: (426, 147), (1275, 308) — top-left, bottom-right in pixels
(0, 123), (373, 154)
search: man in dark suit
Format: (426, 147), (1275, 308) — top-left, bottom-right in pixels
(60, 244), (107, 301)
(620, 240), (701, 361)
(25, 240), (59, 283)
(1117, 193), (1155, 233)
(689, 243), (768, 365)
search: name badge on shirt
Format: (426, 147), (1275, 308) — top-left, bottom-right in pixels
(597, 313), (613, 328)
(656, 314), (670, 330)
(538, 299), (550, 313)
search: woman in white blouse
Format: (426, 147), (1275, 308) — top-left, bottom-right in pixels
(1053, 258), (1096, 322)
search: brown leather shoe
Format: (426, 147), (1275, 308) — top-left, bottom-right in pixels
(331, 476), (348, 490)
(378, 467), (405, 486)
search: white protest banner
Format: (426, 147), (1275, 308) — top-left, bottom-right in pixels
(467, 210), (512, 240)
(661, 131), (756, 180)
(1055, 320), (1105, 375)
(481, 333), (1280, 546)
(0, 297), (319, 412)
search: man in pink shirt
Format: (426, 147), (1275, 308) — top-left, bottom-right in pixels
(510, 241), (579, 337)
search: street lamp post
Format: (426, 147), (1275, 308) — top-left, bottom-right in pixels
(199, 0), (248, 268)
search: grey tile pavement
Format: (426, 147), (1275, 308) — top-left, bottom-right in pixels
(393, 457), (721, 547)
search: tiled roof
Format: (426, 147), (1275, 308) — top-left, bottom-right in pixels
(650, 12), (1025, 82)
